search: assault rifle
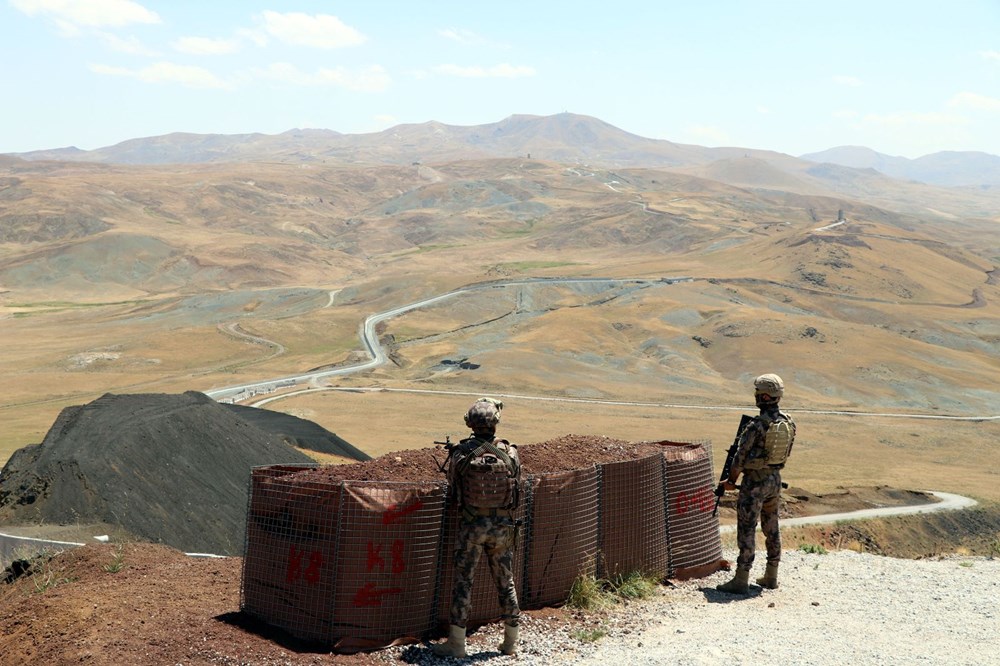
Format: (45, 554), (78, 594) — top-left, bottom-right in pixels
(712, 414), (753, 517)
(432, 435), (454, 474)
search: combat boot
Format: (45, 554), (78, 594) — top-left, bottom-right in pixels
(499, 623), (518, 655)
(716, 567), (750, 594)
(431, 624), (466, 658)
(757, 563), (779, 589)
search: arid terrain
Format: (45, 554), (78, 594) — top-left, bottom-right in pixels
(1, 113), (998, 663)
(6, 483), (996, 666)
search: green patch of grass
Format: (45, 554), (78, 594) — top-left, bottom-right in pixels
(799, 543), (829, 555)
(32, 564), (75, 594)
(959, 561), (974, 568)
(566, 570), (660, 611)
(609, 571), (659, 599)
(11, 300), (149, 309)
(567, 573), (611, 611)
(572, 627), (608, 643)
(497, 219), (539, 237)
(492, 261), (578, 272)
(414, 243), (460, 253)
(103, 544), (126, 574)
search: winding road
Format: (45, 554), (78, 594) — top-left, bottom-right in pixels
(204, 277), (1000, 423)
(718, 491), (978, 533)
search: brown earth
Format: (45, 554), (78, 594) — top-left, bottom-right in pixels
(0, 481), (952, 666)
(0, 394), (983, 665)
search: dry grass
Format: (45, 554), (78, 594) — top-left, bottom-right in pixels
(2, 157), (998, 511)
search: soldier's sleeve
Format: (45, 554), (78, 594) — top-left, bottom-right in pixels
(507, 443), (521, 475)
(731, 418), (762, 470)
(447, 447), (466, 486)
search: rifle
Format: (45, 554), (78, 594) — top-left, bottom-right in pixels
(713, 414), (753, 516)
(432, 435), (454, 473)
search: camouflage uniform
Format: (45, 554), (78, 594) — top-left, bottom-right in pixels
(446, 433), (521, 628)
(731, 405), (796, 570)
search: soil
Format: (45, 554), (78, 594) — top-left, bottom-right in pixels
(0, 393), (971, 665)
(292, 434), (672, 483)
(0, 487), (963, 666)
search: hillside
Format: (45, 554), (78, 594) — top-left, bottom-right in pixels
(0, 392), (364, 555)
(1, 113), (998, 514)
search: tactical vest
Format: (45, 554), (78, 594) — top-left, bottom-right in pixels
(742, 412), (793, 471)
(454, 437), (520, 510)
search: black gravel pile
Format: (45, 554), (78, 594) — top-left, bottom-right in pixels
(0, 391), (330, 555)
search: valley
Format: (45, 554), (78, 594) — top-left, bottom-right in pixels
(2, 114), (999, 506)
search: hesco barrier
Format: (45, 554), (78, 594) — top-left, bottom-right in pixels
(240, 439), (724, 652)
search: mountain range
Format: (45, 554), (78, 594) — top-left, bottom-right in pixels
(7, 113), (1000, 190)
(2, 110), (999, 505)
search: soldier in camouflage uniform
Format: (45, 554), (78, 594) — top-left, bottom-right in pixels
(717, 374), (796, 594)
(432, 398), (521, 658)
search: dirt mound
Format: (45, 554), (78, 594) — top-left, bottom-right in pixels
(290, 434), (675, 483)
(0, 391), (316, 555)
(222, 403), (371, 460)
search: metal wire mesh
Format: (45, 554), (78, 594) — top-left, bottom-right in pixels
(661, 440), (725, 578)
(331, 481), (447, 650)
(241, 439), (724, 650)
(240, 464), (337, 642)
(599, 453), (670, 580)
(521, 467), (600, 608)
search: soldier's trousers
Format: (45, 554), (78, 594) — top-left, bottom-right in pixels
(735, 470), (783, 571)
(448, 515), (520, 628)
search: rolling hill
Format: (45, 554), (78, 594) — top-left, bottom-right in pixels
(1, 114), (998, 502)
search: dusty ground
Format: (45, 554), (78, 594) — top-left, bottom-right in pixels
(0, 485), (956, 666)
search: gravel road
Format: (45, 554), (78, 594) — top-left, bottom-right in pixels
(384, 548), (999, 665)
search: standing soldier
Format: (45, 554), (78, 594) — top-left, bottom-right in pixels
(432, 398), (521, 658)
(717, 374), (796, 594)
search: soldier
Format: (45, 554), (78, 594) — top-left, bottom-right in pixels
(717, 374), (796, 594)
(432, 397), (521, 658)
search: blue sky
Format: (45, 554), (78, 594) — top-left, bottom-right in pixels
(2, 0), (999, 158)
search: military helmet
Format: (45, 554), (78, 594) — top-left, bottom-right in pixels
(753, 373), (784, 398)
(464, 397), (502, 431)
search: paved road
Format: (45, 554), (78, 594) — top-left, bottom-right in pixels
(718, 490), (978, 533)
(205, 279), (999, 423)
(203, 277), (687, 402)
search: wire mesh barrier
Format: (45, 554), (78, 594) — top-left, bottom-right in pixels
(240, 439), (724, 651)
(661, 441), (725, 579)
(521, 467), (600, 608)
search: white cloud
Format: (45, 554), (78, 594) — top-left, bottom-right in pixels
(259, 11), (366, 49)
(89, 61), (230, 89)
(833, 75), (862, 87)
(980, 50), (1000, 63)
(434, 63), (535, 78)
(756, 106), (770, 115)
(252, 63), (390, 92)
(172, 36), (240, 56)
(11, 0), (160, 28)
(948, 91), (1000, 112)
(96, 31), (158, 56)
(235, 27), (269, 48)
(438, 28), (483, 45)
